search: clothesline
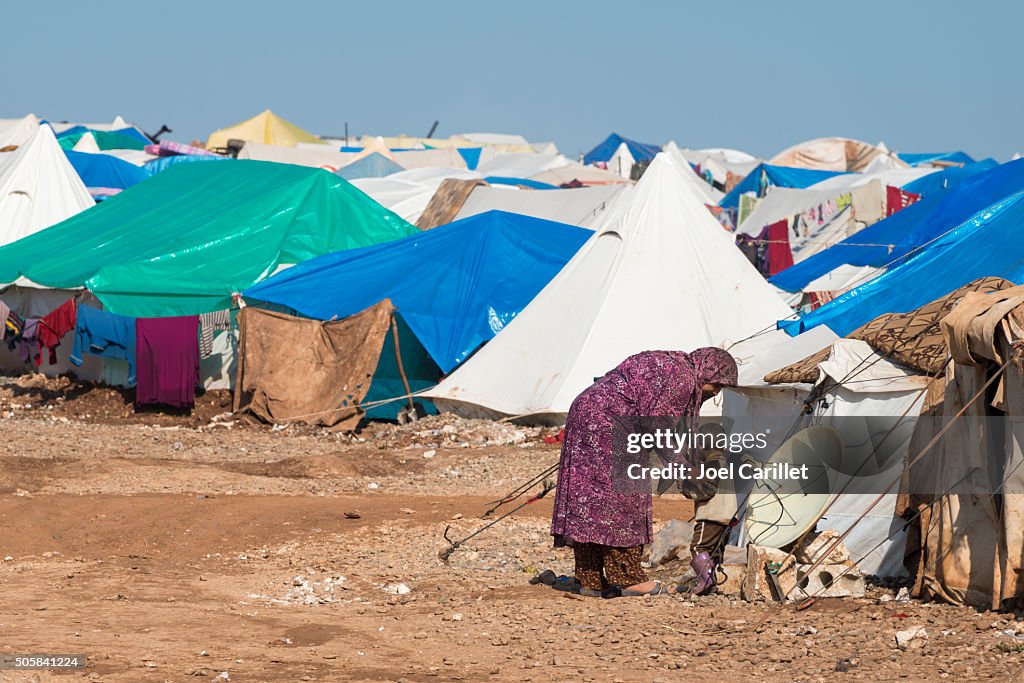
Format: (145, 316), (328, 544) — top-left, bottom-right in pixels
(739, 237), (898, 252)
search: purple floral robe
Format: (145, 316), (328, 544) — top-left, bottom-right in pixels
(551, 348), (738, 548)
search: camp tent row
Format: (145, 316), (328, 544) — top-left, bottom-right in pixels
(424, 152), (794, 421)
(770, 158), (1024, 303)
(0, 160), (418, 318)
(3, 112), (1023, 607)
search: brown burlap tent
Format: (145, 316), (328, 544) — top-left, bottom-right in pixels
(738, 278), (1024, 605)
(416, 178), (487, 230)
(763, 277), (1014, 384)
(233, 300), (397, 431)
(906, 284), (1024, 609)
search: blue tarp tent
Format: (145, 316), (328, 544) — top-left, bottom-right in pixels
(483, 176), (558, 190)
(779, 191), (1024, 336)
(583, 133), (661, 165)
(244, 210), (592, 373)
(718, 163), (847, 209)
(902, 159), (999, 197)
(897, 151), (976, 167)
(335, 153), (404, 180)
(770, 159), (1024, 294)
(64, 150), (150, 196)
(144, 153), (226, 176)
(457, 147), (482, 170)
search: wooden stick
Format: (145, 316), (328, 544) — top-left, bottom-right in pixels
(391, 313), (416, 412)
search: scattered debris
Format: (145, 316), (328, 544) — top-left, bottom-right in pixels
(359, 413), (560, 450)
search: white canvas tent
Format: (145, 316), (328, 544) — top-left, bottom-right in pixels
(425, 152), (794, 421)
(239, 142), (360, 171)
(0, 124), (93, 247)
(606, 142), (636, 179)
(808, 167), (935, 192)
(453, 133), (531, 146)
(351, 167), (482, 224)
(668, 142), (759, 193)
(736, 182), (889, 293)
(0, 114), (41, 149)
(241, 140), (468, 172)
(530, 164), (629, 186)
(661, 144), (721, 205)
(48, 115), (134, 134)
(455, 184), (625, 229)
(0, 125), (96, 378)
(474, 153), (572, 178)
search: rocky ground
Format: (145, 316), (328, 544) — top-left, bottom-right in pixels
(1, 375), (1024, 682)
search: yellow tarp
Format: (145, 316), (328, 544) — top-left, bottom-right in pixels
(206, 109), (321, 150)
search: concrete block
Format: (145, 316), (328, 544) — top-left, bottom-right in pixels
(793, 561), (865, 599)
(717, 563), (746, 596)
(742, 544), (865, 601)
(742, 544), (795, 602)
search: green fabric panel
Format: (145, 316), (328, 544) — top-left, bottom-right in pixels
(364, 313), (440, 420)
(0, 160), (418, 317)
(57, 133), (83, 150)
(92, 131), (147, 151)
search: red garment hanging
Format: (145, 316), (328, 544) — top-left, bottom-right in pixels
(766, 219), (794, 275)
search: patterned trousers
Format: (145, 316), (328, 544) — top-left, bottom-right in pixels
(573, 542), (647, 591)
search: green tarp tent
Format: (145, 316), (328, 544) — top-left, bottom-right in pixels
(0, 159), (418, 317)
(57, 130), (148, 151)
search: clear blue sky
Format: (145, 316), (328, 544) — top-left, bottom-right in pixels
(5, 1), (1022, 160)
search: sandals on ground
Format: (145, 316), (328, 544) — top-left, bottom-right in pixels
(619, 580), (676, 597)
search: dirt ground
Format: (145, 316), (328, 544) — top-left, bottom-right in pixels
(2, 375), (1024, 682)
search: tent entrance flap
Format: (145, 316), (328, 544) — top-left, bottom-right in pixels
(233, 300), (395, 431)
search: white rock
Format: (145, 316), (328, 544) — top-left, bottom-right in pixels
(895, 626), (927, 650)
(384, 583), (411, 595)
(648, 520), (694, 566)
(795, 529), (849, 564)
(367, 482), (380, 490)
(423, 450), (436, 459)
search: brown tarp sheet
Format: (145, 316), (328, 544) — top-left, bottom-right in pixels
(416, 178), (487, 230)
(233, 300), (395, 431)
(764, 277), (1014, 384)
(770, 139), (892, 172)
(892, 284), (1024, 609)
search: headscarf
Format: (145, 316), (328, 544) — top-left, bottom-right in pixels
(678, 347), (738, 492)
(688, 347), (739, 389)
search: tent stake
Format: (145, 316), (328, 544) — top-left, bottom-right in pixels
(391, 313), (416, 412)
